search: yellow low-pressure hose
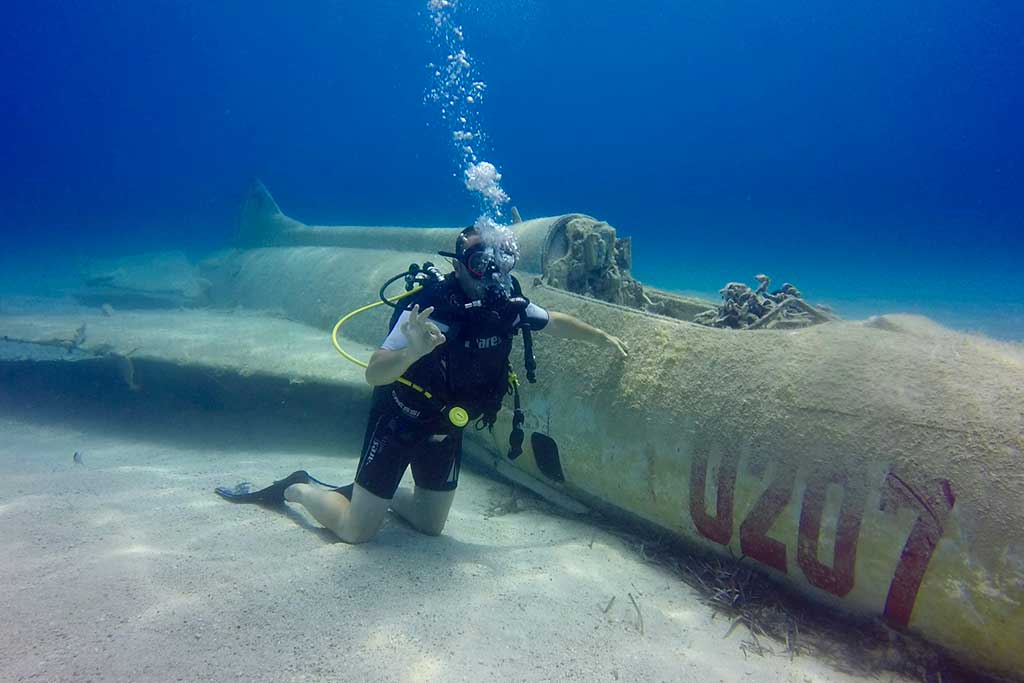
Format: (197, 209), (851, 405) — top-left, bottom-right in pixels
(330, 286), (434, 398)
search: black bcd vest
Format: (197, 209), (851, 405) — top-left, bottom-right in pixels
(386, 274), (528, 422)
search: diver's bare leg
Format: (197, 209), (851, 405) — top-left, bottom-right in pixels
(284, 483), (389, 544)
(389, 486), (456, 536)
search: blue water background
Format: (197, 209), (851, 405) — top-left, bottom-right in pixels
(2, 1), (1021, 337)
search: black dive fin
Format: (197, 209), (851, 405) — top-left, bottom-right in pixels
(215, 470), (319, 506)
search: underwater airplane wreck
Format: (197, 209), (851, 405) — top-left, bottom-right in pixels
(1, 181), (1021, 679)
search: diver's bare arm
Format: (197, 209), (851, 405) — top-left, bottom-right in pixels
(364, 347), (422, 386)
(544, 311), (628, 358)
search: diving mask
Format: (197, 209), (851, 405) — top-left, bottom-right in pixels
(439, 242), (517, 281)
(460, 243), (517, 279)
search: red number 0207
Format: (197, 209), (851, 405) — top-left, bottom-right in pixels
(688, 448), (955, 627)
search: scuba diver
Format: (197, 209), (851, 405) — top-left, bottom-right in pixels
(216, 224), (628, 543)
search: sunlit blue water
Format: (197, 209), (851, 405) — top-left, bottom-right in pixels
(2, 1), (1021, 337)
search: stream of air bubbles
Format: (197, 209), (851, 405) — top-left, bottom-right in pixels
(425, 0), (516, 245)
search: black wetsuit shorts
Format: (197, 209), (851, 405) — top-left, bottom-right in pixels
(353, 388), (463, 500)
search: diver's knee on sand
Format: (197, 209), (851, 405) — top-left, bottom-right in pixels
(391, 486), (455, 536)
(284, 482), (387, 543)
(337, 484), (390, 543)
(286, 481), (451, 542)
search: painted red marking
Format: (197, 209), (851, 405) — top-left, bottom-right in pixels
(689, 448), (738, 545)
(684, 445), (953, 623)
(797, 471), (864, 597)
(879, 472), (955, 627)
(740, 464), (795, 574)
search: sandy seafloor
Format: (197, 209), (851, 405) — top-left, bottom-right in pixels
(0, 401), (920, 683)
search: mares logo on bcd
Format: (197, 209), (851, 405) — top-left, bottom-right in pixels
(467, 335), (501, 350)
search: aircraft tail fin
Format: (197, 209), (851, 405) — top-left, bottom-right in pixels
(237, 179), (301, 246)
